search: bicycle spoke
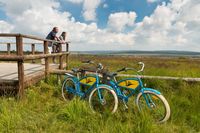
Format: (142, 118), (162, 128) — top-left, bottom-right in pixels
(89, 87), (118, 114)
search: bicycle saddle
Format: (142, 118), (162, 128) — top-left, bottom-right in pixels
(72, 68), (80, 73)
(105, 72), (117, 78)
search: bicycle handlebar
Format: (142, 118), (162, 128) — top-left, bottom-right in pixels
(116, 62), (145, 73)
(81, 60), (104, 71)
(82, 60), (94, 64)
(137, 62), (145, 72)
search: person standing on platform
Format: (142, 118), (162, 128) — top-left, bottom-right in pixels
(57, 32), (67, 52)
(46, 27), (62, 63)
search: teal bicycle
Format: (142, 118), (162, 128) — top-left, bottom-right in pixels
(102, 62), (171, 123)
(62, 61), (118, 114)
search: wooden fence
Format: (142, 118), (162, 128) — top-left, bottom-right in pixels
(0, 33), (70, 98)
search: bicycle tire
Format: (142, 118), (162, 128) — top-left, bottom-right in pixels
(62, 77), (76, 101)
(136, 91), (170, 123)
(89, 86), (118, 114)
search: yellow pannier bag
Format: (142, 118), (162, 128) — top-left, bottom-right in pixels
(79, 76), (96, 86)
(118, 79), (139, 89)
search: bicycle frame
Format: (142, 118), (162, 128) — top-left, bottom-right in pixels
(64, 70), (110, 102)
(108, 77), (141, 102)
(107, 71), (161, 106)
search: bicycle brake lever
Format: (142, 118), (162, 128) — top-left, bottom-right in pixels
(82, 60), (94, 64)
(82, 60), (90, 63)
(117, 67), (126, 72)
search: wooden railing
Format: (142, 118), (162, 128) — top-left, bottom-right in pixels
(0, 33), (70, 98)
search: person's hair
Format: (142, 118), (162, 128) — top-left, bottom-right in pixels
(61, 32), (66, 40)
(53, 27), (58, 31)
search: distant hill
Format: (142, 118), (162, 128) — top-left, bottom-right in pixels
(71, 50), (200, 57)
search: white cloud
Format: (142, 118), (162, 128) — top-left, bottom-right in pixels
(0, 0), (72, 36)
(103, 3), (108, 8)
(82, 0), (101, 21)
(0, 20), (13, 33)
(0, 0), (60, 18)
(66, 0), (84, 4)
(147, 0), (159, 3)
(108, 12), (137, 32)
(132, 0), (200, 51)
(66, 0), (101, 21)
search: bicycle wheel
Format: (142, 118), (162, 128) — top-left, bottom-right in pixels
(62, 77), (76, 101)
(136, 91), (170, 123)
(89, 86), (118, 114)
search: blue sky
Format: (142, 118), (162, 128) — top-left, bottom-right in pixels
(0, 0), (199, 51)
(59, 0), (170, 28)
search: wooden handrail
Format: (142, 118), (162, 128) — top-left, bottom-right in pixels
(0, 52), (69, 61)
(0, 42), (43, 44)
(0, 33), (70, 44)
(0, 33), (20, 37)
(0, 55), (23, 61)
(50, 69), (200, 82)
(24, 52), (69, 60)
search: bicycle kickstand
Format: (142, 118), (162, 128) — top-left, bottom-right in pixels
(123, 99), (129, 110)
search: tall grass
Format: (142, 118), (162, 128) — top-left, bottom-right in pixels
(69, 54), (200, 77)
(0, 75), (199, 132)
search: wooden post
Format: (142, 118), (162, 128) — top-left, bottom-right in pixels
(58, 44), (63, 84)
(31, 43), (35, 63)
(59, 44), (63, 70)
(16, 35), (24, 98)
(66, 43), (69, 69)
(44, 41), (49, 79)
(7, 43), (11, 55)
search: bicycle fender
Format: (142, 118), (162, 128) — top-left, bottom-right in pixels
(65, 73), (75, 78)
(141, 88), (161, 95)
(64, 75), (78, 84)
(97, 84), (114, 90)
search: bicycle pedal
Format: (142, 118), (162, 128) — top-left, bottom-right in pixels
(123, 107), (129, 112)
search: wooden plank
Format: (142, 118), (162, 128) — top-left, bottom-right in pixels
(23, 52), (69, 60)
(0, 80), (18, 85)
(50, 69), (200, 82)
(0, 80), (18, 94)
(0, 33), (21, 37)
(117, 74), (200, 82)
(50, 69), (72, 75)
(0, 42), (43, 45)
(22, 34), (70, 44)
(0, 63), (59, 93)
(0, 63), (59, 80)
(0, 52), (68, 60)
(0, 51), (69, 61)
(0, 33), (70, 44)
(16, 35), (24, 98)
(24, 71), (45, 88)
(0, 55), (23, 61)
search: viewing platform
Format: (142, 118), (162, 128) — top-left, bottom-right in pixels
(0, 33), (70, 97)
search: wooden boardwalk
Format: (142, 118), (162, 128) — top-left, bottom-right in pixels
(0, 63), (58, 80)
(0, 62), (62, 94)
